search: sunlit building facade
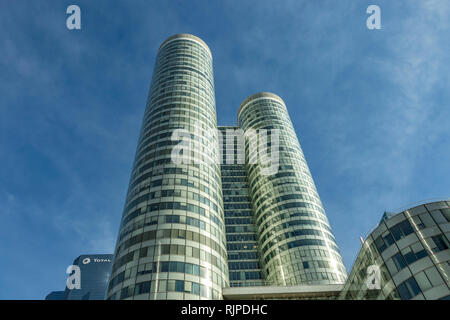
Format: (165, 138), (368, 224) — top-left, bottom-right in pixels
(340, 200), (450, 300)
(106, 34), (229, 300)
(107, 34), (347, 300)
(238, 93), (347, 286)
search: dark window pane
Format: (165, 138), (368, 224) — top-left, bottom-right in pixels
(374, 236), (387, 252)
(400, 220), (414, 236)
(392, 253), (407, 271)
(415, 250), (428, 260)
(383, 234), (395, 246)
(175, 280), (184, 292)
(406, 277), (421, 297)
(160, 261), (169, 272)
(404, 252), (417, 265)
(397, 283), (412, 300)
(391, 226), (403, 241)
(432, 235), (449, 252)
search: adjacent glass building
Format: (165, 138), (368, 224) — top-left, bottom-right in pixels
(45, 254), (113, 300)
(107, 34), (347, 300)
(340, 200), (450, 300)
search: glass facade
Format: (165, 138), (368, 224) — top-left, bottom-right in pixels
(45, 291), (66, 300)
(219, 126), (264, 287)
(108, 35), (347, 299)
(340, 200), (450, 300)
(64, 254), (112, 300)
(45, 254), (113, 300)
(106, 34), (229, 300)
(238, 93), (347, 286)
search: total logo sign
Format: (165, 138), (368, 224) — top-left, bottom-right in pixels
(82, 257), (111, 264)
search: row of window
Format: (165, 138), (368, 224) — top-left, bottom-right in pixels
(374, 220), (414, 253)
(226, 234), (257, 242)
(261, 228), (331, 255)
(224, 210), (253, 217)
(225, 218), (254, 225)
(229, 271), (263, 281)
(112, 279), (217, 299)
(110, 255), (225, 293)
(118, 211), (223, 243)
(375, 217), (450, 254)
(228, 251), (259, 260)
(122, 200), (222, 230)
(114, 228), (226, 269)
(229, 261), (260, 271)
(263, 238), (336, 266)
(226, 225), (255, 233)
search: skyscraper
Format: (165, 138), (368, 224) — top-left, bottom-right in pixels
(107, 34), (347, 300)
(45, 254), (113, 300)
(237, 93), (347, 286)
(106, 34), (229, 300)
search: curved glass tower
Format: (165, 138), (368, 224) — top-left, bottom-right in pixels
(238, 92), (347, 286)
(340, 200), (450, 300)
(106, 34), (228, 300)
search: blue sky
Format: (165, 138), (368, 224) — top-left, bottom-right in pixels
(0, 0), (449, 299)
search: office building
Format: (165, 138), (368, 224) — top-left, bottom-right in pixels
(219, 126), (265, 287)
(340, 200), (450, 300)
(45, 291), (66, 300)
(45, 254), (113, 300)
(106, 34), (347, 300)
(107, 34), (229, 300)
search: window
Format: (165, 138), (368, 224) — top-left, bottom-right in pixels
(175, 280), (184, 292)
(192, 264), (200, 276)
(392, 252), (407, 271)
(192, 282), (200, 295)
(161, 245), (170, 255)
(200, 284), (208, 298)
(160, 261), (169, 272)
(383, 233), (395, 246)
(431, 210), (447, 224)
(415, 272), (432, 291)
(167, 280), (175, 292)
(412, 216), (425, 230)
(432, 235), (449, 252)
(185, 263), (193, 274)
(151, 179), (162, 187)
(403, 251), (417, 265)
(135, 281), (151, 295)
(374, 236), (387, 253)
(397, 277), (421, 300)
(425, 267), (444, 286)
(390, 220), (414, 241)
(441, 208), (450, 222)
(303, 261), (309, 269)
(120, 286), (133, 299)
